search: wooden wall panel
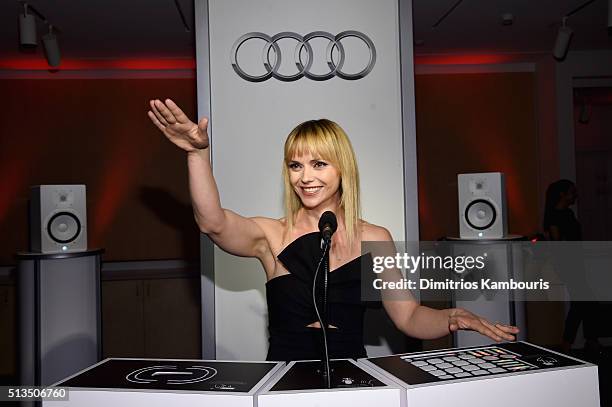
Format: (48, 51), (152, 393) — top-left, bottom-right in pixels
(414, 72), (540, 240)
(0, 78), (198, 263)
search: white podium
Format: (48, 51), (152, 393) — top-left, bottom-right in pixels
(44, 358), (284, 407)
(359, 341), (600, 407)
(256, 359), (404, 407)
(18, 249), (103, 387)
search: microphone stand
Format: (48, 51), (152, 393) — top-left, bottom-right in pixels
(322, 237), (331, 388)
(313, 236), (332, 389)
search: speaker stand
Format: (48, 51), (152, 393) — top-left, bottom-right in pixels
(17, 249), (104, 387)
(442, 236), (526, 347)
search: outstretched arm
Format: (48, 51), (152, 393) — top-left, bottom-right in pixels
(369, 226), (518, 342)
(148, 99), (272, 260)
(390, 303), (518, 341)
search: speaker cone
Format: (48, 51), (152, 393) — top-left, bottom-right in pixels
(47, 212), (81, 244)
(464, 199), (497, 230)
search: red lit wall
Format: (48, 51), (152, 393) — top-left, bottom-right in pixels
(0, 78), (198, 264)
(0, 72), (541, 264)
(415, 72), (540, 240)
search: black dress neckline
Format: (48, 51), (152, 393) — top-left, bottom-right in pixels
(269, 231), (369, 285)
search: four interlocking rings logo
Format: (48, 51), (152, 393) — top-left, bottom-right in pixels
(230, 31), (376, 82)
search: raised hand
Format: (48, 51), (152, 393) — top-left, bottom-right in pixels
(448, 308), (519, 342)
(148, 99), (209, 152)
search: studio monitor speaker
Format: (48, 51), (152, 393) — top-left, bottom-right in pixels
(30, 185), (88, 253)
(458, 173), (507, 239)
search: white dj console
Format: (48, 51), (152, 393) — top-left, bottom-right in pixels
(45, 358), (284, 407)
(45, 342), (599, 407)
(359, 341), (599, 407)
(257, 359), (403, 407)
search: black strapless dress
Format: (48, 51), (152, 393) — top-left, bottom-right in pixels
(265, 232), (372, 362)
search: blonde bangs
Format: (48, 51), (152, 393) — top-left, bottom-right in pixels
(284, 124), (338, 166)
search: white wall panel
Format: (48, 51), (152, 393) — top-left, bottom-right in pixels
(196, 0), (415, 360)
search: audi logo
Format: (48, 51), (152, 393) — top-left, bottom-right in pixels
(230, 31), (376, 82)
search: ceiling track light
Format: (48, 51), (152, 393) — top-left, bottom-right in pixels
(17, 1), (63, 68)
(552, 0), (597, 61)
(553, 17), (573, 61)
(19, 2), (37, 47)
(43, 25), (61, 67)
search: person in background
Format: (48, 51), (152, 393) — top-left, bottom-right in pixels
(543, 179), (600, 356)
(543, 180), (580, 241)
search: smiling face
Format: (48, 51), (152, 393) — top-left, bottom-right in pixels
(282, 119), (361, 244)
(288, 151), (341, 210)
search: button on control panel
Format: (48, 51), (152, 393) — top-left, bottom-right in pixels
(367, 342), (587, 386)
(399, 346), (538, 381)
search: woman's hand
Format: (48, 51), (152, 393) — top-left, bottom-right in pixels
(148, 98), (209, 152)
(448, 308), (519, 342)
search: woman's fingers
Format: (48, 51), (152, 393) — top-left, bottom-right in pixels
(153, 99), (177, 124)
(495, 323), (519, 340)
(150, 100), (169, 126)
(476, 325), (502, 342)
(482, 319), (516, 341)
(165, 99), (190, 124)
(198, 117), (209, 132)
(148, 98), (208, 151)
(450, 312), (516, 342)
(481, 319), (511, 341)
(495, 322), (519, 333)
(471, 319), (502, 342)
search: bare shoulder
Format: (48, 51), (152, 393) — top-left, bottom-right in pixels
(360, 220), (393, 242)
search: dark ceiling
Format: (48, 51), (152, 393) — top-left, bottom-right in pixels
(0, 0), (610, 62)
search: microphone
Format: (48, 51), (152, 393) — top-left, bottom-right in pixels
(318, 211), (337, 243)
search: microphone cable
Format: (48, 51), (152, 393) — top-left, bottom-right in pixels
(312, 237), (332, 389)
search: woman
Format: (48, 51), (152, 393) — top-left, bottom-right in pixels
(543, 180), (580, 241)
(543, 180), (599, 354)
(148, 99), (518, 361)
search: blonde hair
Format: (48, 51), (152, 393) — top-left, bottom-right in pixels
(282, 119), (361, 247)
